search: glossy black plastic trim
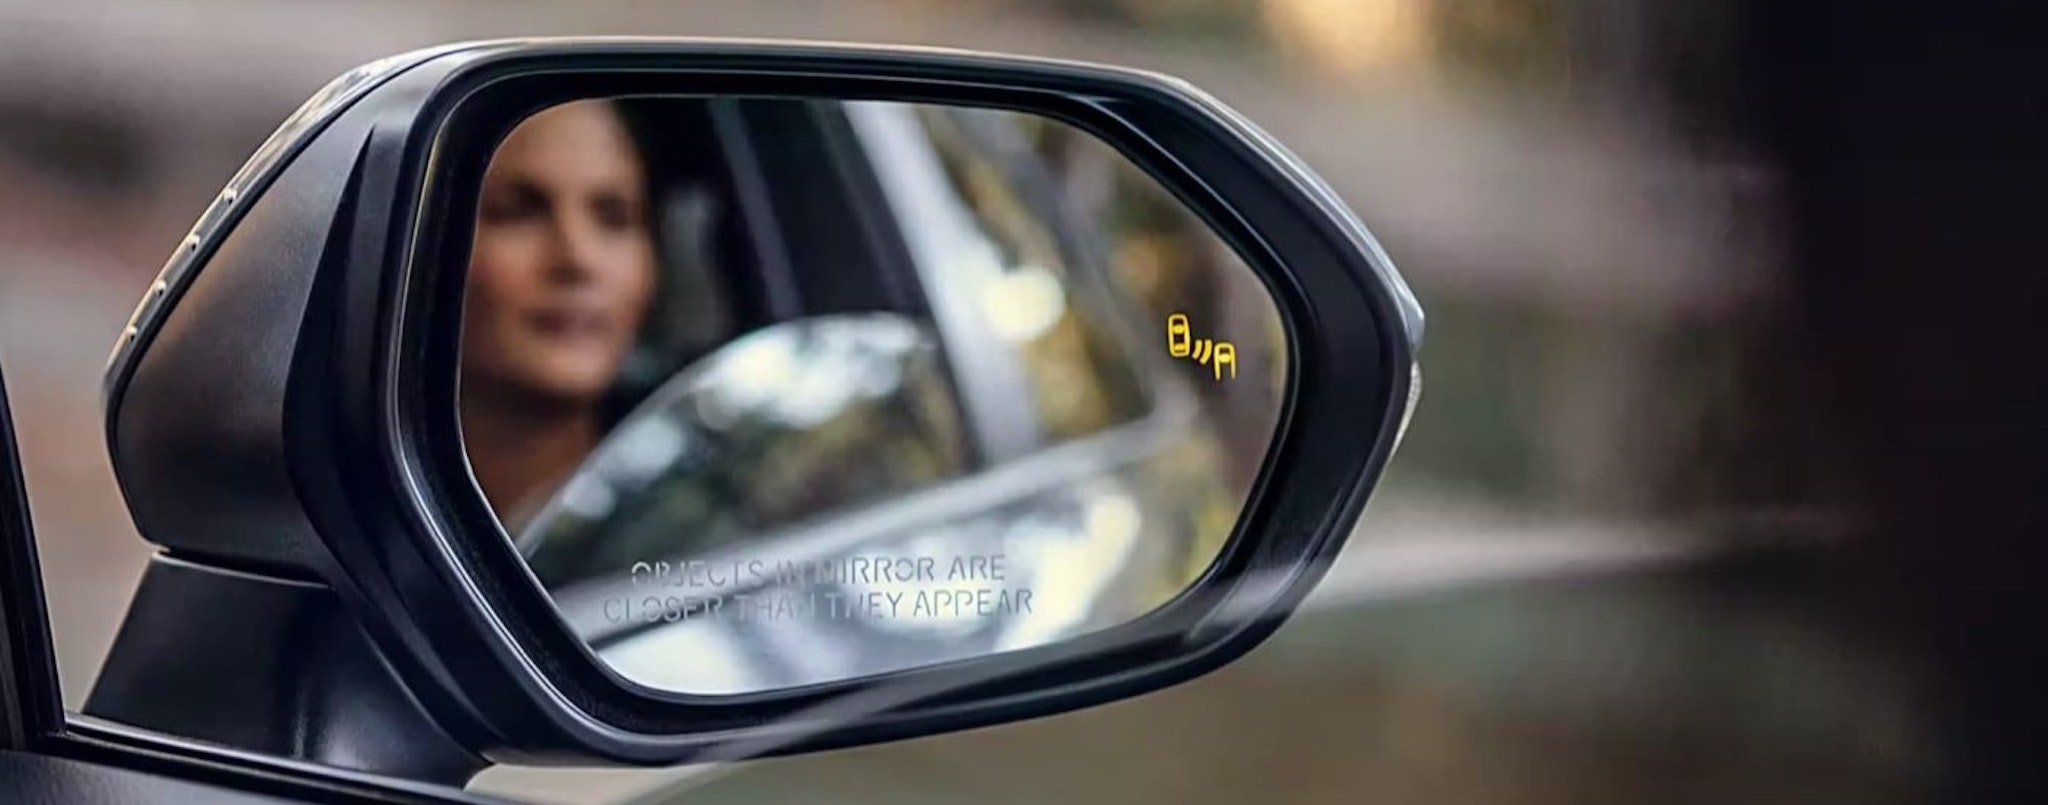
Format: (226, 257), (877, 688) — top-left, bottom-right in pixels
(85, 555), (486, 785)
(40, 722), (510, 804)
(9, 363), (492, 803)
(101, 44), (477, 424)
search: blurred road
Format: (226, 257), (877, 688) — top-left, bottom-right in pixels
(655, 553), (1932, 805)
(449, 510), (1929, 805)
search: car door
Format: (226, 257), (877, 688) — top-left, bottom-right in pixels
(0, 355), (304, 803)
(3, 310), (511, 802)
(0, 349), (62, 765)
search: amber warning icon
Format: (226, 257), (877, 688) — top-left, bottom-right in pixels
(1165, 313), (1236, 381)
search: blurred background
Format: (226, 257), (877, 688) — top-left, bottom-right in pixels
(4, 1), (2032, 803)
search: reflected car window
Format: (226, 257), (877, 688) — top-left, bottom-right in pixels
(910, 105), (1155, 447)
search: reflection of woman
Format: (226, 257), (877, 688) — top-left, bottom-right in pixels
(461, 100), (657, 528)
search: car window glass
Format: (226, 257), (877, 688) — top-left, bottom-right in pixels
(910, 105), (1155, 446)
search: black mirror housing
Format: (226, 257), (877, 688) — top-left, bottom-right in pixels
(99, 39), (1421, 768)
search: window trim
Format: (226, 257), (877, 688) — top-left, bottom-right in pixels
(0, 359), (62, 752)
(845, 101), (1047, 462)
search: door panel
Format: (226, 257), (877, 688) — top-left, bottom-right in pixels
(1, 357), (63, 750)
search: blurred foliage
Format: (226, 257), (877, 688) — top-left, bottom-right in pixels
(894, 0), (1265, 41)
(1045, 0), (1264, 40)
(1429, 0), (1571, 89)
(0, 97), (151, 197)
(1390, 295), (1545, 503)
(903, 0), (1583, 89)
(908, 103), (1278, 613)
(1653, 307), (1846, 514)
(1016, 111), (1289, 484)
(1141, 435), (1243, 591)
(916, 105), (1156, 443)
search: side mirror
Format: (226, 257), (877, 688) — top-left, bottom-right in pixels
(91, 39), (1421, 780)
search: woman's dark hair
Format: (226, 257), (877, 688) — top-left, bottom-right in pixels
(592, 97), (669, 428)
(598, 97), (737, 428)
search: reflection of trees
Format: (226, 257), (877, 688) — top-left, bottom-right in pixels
(915, 107), (1152, 443)
(928, 106), (1279, 588)
(1025, 116), (1288, 494)
(1131, 436), (1241, 603)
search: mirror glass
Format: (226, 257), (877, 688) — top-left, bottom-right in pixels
(458, 95), (1289, 695)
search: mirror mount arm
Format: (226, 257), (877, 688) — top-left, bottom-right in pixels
(83, 554), (487, 787)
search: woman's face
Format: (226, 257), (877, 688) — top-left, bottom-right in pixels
(463, 100), (656, 407)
